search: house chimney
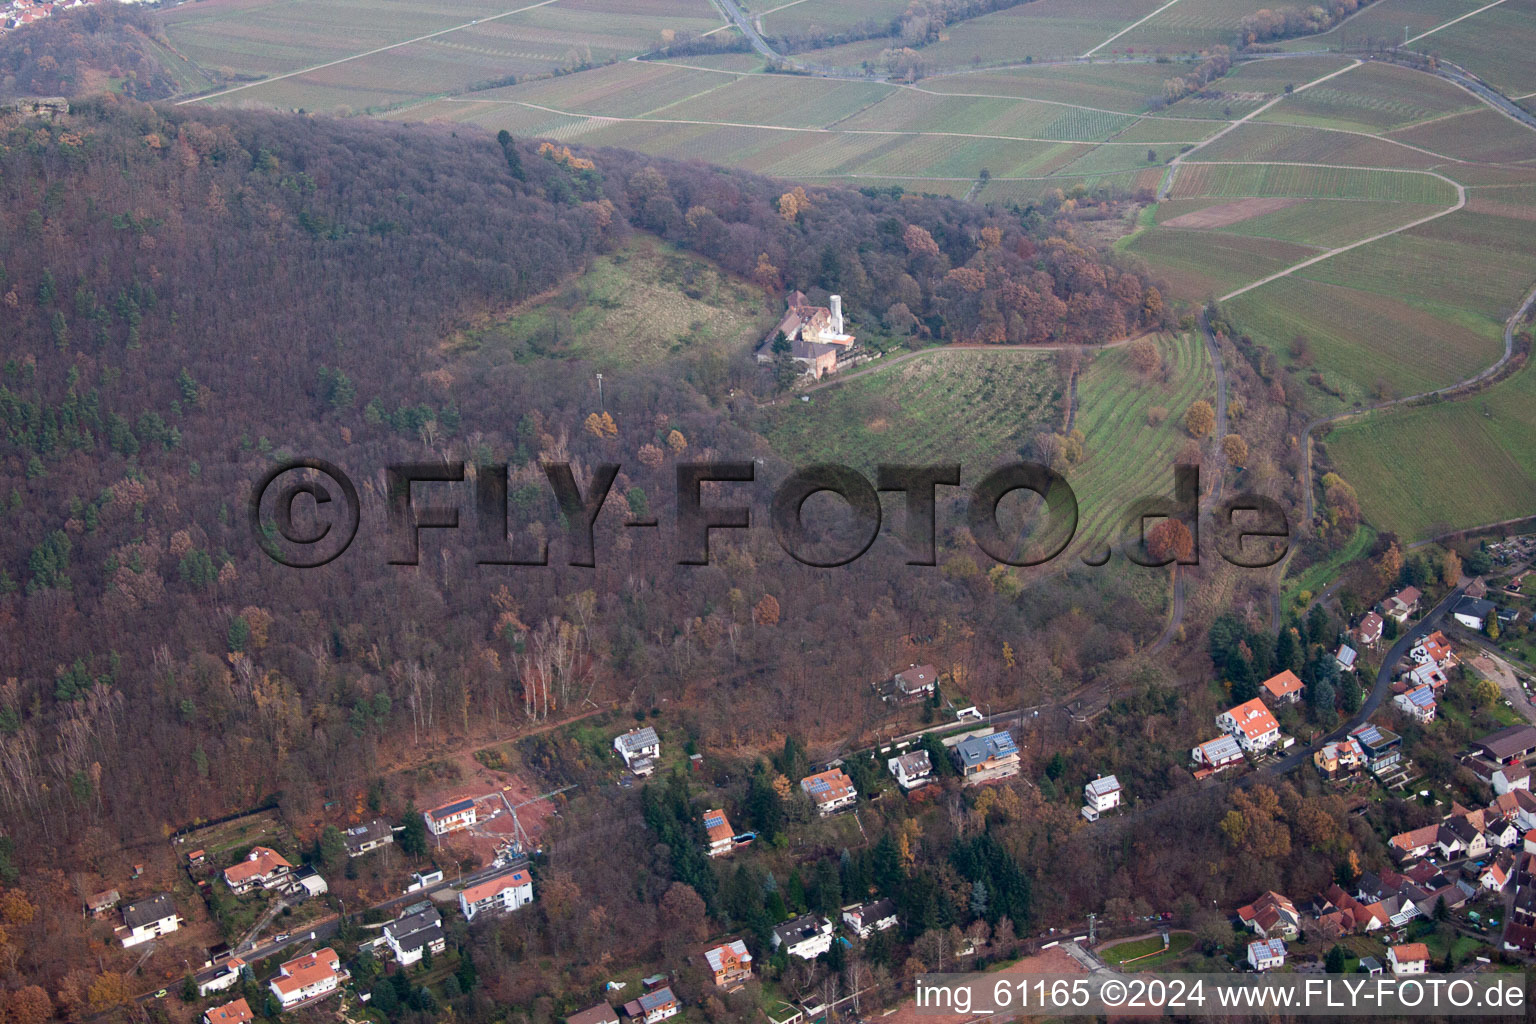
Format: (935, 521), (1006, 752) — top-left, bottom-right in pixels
(829, 294), (843, 335)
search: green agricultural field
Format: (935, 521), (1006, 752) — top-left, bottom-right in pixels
(171, 0), (724, 111)
(836, 88), (1138, 141)
(1100, 933), (1196, 970)
(756, 349), (1060, 473)
(921, 61), (1187, 113)
(760, 0), (905, 36)
(1403, 1), (1536, 96)
(1124, 227), (1320, 299)
(1112, 0), (1279, 51)
(1256, 61), (1478, 133)
(1188, 122), (1445, 168)
(469, 60), (748, 119)
(646, 75), (894, 128)
(1323, 354), (1536, 540)
(1389, 108), (1536, 164)
(1068, 331), (1215, 554)
(1224, 276), (1502, 409)
(1296, 212), (1536, 322)
(456, 235), (775, 370)
(1154, 197), (1444, 248)
(1170, 163), (1456, 203)
(1278, 0), (1485, 51)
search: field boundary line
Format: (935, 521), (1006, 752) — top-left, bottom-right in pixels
(1080, 0), (1187, 58)
(630, 56), (757, 76)
(1213, 165), (1465, 300)
(177, 0), (566, 105)
(500, 98), (1218, 144)
(1404, 0), (1509, 45)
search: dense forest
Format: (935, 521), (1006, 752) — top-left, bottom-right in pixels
(0, 93), (1165, 865)
(0, 5), (180, 100)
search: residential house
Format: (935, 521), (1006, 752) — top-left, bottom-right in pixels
(1247, 938), (1287, 972)
(269, 948), (344, 1010)
(1436, 816), (1487, 860)
(1215, 698), (1281, 755)
(1410, 631), (1457, 670)
(1260, 670), (1305, 706)
(951, 731), (1021, 784)
(1314, 737), (1365, 778)
(1316, 885), (1388, 937)
(1083, 775), (1122, 816)
(1503, 922), (1536, 955)
(197, 957), (246, 997)
(1387, 943), (1429, 975)
(801, 768), (858, 815)
(1472, 758), (1533, 796)
(703, 809), (735, 858)
(772, 914), (834, 960)
(1383, 587), (1421, 624)
(1359, 957), (1383, 975)
(118, 893), (180, 947)
(1191, 734), (1246, 775)
(1353, 612), (1384, 648)
(223, 846), (293, 894)
(1485, 813), (1522, 847)
(703, 939), (753, 989)
(754, 291), (856, 380)
(1335, 644), (1357, 673)
(1352, 723), (1403, 776)
(1453, 596), (1497, 630)
(887, 750), (933, 790)
(614, 727), (661, 775)
(1389, 824), (1441, 862)
(1477, 724), (1536, 764)
(1237, 892), (1301, 940)
(458, 867), (534, 921)
(623, 988), (680, 1024)
(291, 865), (327, 899)
(204, 998), (253, 1024)
(423, 798), (477, 836)
(1401, 662), (1447, 694)
(1394, 684), (1437, 723)
(345, 818), (394, 857)
(1482, 851), (1515, 892)
(384, 905), (446, 966)
(85, 889), (120, 918)
(567, 1004), (620, 1024)
(842, 898), (898, 938)
(893, 664), (938, 700)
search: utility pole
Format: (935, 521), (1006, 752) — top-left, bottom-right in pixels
(1087, 912), (1097, 946)
(595, 372), (604, 410)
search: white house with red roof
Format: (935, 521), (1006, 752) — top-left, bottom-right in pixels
(702, 809), (735, 858)
(458, 867), (534, 921)
(1216, 698), (1280, 754)
(269, 948), (344, 1009)
(1387, 943), (1428, 975)
(204, 998), (253, 1024)
(1410, 631), (1457, 671)
(1259, 670), (1304, 706)
(223, 847), (293, 894)
(1237, 891), (1300, 940)
(800, 768), (858, 815)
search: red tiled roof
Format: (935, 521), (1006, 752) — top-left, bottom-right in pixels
(1391, 942), (1428, 964)
(1260, 670), (1303, 700)
(206, 999), (253, 1024)
(1223, 698), (1278, 740)
(224, 847), (291, 885)
(271, 949), (339, 997)
(460, 869), (530, 905)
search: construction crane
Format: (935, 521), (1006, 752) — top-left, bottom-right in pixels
(494, 784), (577, 860)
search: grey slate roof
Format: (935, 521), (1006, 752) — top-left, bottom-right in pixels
(122, 893), (176, 929)
(385, 906), (444, 954)
(954, 731), (1018, 768)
